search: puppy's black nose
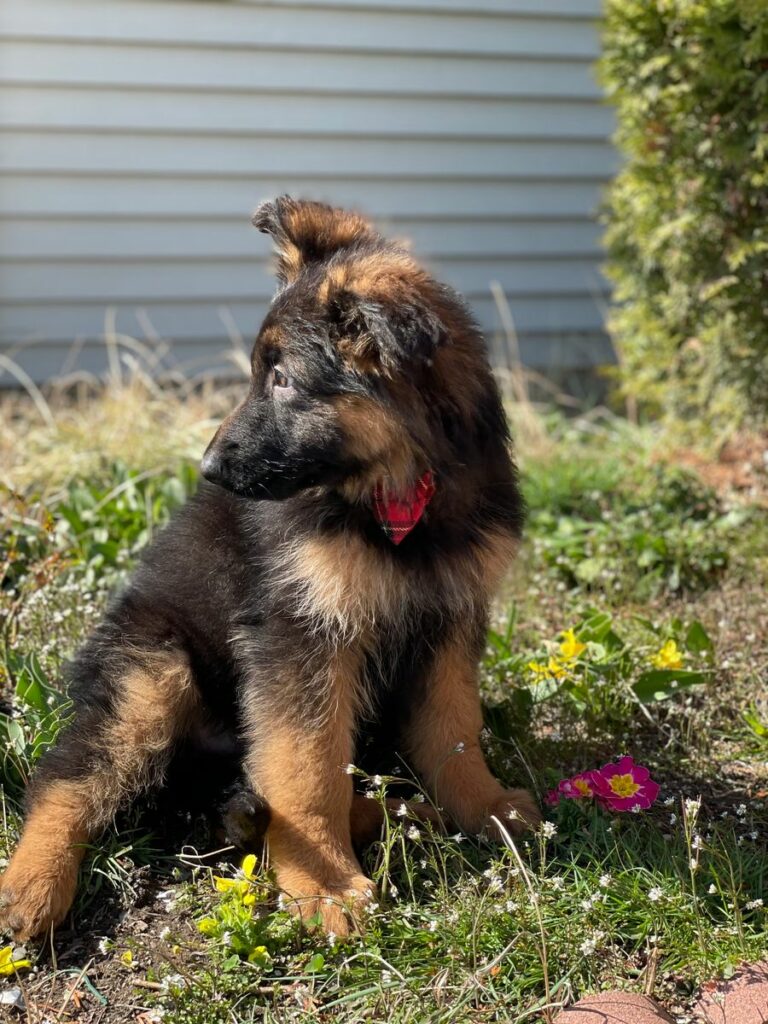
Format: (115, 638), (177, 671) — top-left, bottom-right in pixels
(201, 449), (225, 485)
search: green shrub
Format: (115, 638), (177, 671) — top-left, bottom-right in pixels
(601, 0), (768, 433)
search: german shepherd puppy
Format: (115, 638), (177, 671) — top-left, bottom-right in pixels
(0, 197), (540, 940)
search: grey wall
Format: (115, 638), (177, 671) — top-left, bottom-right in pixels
(0, 0), (616, 384)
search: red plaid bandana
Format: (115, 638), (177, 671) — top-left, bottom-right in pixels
(371, 470), (435, 545)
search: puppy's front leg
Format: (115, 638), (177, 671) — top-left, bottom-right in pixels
(243, 652), (373, 936)
(404, 622), (541, 838)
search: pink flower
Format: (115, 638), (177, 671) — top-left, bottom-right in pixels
(545, 771), (597, 806)
(590, 756), (660, 812)
(557, 772), (597, 801)
(545, 757), (660, 812)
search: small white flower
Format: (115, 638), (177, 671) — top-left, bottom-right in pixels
(648, 887), (663, 903)
(327, 931), (337, 946)
(372, 775), (384, 788)
(155, 889), (176, 911)
(736, 803), (747, 817)
(427, 919), (438, 932)
(451, 833), (465, 843)
(396, 803), (408, 818)
(161, 974), (187, 993)
(343, 763), (356, 775)
(599, 874), (611, 889)
(690, 858), (699, 871)
(708, 884), (717, 894)
(580, 930), (604, 955)
(159, 926), (172, 941)
(454, 741), (465, 753)
(98, 937), (111, 955)
(746, 898), (764, 910)
(389, 884), (398, 898)
(541, 822), (557, 839)
(407, 825), (420, 840)
(669, 814), (677, 825)
(684, 798), (701, 819)
(364, 790), (376, 799)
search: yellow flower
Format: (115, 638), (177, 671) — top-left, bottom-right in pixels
(650, 639), (684, 670)
(0, 946), (31, 976)
(560, 628), (586, 661)
(213, 876), (249, 896)
(248, 945), (271, 966)
(197, 917), (218, 936)
(241, 854), (257, 881)
(528, 657), (567, 681)
(120, 950), (135, 968)
(214, 853), (259, 897)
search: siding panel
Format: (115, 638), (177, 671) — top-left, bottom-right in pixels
(2, 87), (613, 139)
(0, 132), (618, 178)
(0, 42), (603, 100)
(0, 1), (601, 58)
(0, 0), (613, 383)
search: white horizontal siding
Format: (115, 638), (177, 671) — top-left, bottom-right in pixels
(1, 41), (603, 100)
(0, 0), (613, 383)
(0, 133), (617, 178)
(0, 1), (601, 57)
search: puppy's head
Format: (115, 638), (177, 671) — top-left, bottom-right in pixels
(201, 196), (488, 502)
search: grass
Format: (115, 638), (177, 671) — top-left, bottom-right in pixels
(1, 376), (767, 1023)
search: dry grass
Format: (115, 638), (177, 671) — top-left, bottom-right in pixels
(0, 366), (246, 500)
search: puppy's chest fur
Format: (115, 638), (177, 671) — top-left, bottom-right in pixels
(274, 525), (515, 643)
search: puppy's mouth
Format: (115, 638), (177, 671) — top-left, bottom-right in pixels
(200, 457), (354, 502)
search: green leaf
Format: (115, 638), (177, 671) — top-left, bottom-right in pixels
(744, 707), (768, 740)
(633, 669), (708, 703)
(685, 620), (714, 654)
(306, 953), (325, 972)
(580, 612), (614, 642)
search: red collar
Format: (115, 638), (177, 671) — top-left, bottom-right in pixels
(371, 470), (435, 545)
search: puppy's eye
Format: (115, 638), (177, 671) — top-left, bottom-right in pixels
(272, 366), (292, 389)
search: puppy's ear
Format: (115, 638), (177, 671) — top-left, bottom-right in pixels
(328, 289), (447, 376)
(252, 196), (376, 285)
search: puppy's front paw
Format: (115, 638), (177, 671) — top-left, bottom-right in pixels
(279, 871), (375, 937)
(0, 854), (79, 941)
(484, 788), (542, 840)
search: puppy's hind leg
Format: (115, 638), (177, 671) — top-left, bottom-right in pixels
(0, 650), (198, 940)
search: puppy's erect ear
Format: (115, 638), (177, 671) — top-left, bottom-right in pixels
(252, 196), (376, 285)
(328, 288), (447, 377)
